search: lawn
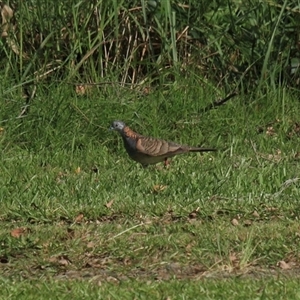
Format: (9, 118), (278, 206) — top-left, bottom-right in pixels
(0, 78), (300, 298)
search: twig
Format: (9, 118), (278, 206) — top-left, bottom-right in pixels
(200, 92), (238, 113)
(70, 103), (91, 124)
(69, 103), (107, 130)
(18, 84), (36, 118)
(271, 178), (300, 198)
(108, 222), (151, 241)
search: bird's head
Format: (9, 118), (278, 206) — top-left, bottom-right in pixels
(110, 120), (126, 133)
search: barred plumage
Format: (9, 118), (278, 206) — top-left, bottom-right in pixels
(111, 120), (216, 166)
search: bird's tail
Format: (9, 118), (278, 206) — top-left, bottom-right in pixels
(189, 147), (217, 152)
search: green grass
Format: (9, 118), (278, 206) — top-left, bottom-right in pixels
(0, 75), (300, 298)
(1, 278), (300, 299)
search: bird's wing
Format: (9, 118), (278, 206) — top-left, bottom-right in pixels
(136, 136), (187, 157)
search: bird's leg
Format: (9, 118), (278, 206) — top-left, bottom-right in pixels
(164, 157), (170, 168)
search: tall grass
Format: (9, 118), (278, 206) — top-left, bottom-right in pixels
(0, 0), (299, 92)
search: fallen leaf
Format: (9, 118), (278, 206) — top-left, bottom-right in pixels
(75, 85), (86, 95)
(294, 152), (300, 159)
(231, 218), (239, 226)
(105, 199), (114, 209)
(106, 276), (119, 284)
(75, 167), (81, 174)
(266, 126), (276, 136)
(277, 260), (291, 270)
(142, 86), (151, 95)
(123, 256), (131, 266)
(10, 227), (26, 238)
(288, 122), (300, 138)
(229, 252), (238, 263)
(75, 213), (84, 223)
(75, 84), (93, 95)
(50, 255), (71, 266)
(265, 206), (278, 212)
(185, 242), (194, 253)
(229, 252), (240, 268)
(267, 153), (281, 162)
(252, 210), (260, 218)
(188, 207), (200, 219)
(152, 185), (167, 193)
(1, 4), (14, 37)
(58, 258), (70, 266)
(48, 256), (58, 263)
(243, 219), (252, 227)
(87, 241), (95, 248)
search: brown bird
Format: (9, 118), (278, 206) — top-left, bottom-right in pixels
(111, 120), (216, 167)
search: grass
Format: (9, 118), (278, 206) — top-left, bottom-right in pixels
(1, 1), (299, 90)
(0, 73), (300, 298)
(1, 278), (300, 299)
(1, 1), (300, 298)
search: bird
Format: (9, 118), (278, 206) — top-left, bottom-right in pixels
(110, 120), (216, 167)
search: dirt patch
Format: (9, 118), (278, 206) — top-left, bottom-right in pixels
(54, 264), (300, 283)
